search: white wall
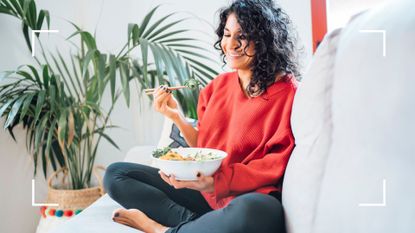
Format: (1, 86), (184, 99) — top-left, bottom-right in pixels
(0, 1), (312, 232)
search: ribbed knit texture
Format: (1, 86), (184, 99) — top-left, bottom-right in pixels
(197, 71), (297, 209)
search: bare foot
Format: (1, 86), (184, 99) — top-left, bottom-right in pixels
(112, 208), (169, 233)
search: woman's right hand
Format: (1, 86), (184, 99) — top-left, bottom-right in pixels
(152, 85), (179, 120)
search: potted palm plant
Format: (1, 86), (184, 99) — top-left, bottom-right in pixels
(0, 0), (218, 229)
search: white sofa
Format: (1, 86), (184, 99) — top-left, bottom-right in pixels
(283, 1), (415, 233)
(54, 1), (415, 232)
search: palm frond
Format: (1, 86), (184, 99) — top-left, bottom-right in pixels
(120, 5), (221, 118)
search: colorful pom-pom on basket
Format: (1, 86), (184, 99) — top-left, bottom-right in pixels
(40, 206), (81, 219)
(35, 166), (105, 233)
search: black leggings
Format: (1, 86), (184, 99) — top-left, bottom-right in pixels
(104, 162), (285, 233)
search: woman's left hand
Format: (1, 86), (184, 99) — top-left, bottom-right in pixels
(159, 171), (215, 193)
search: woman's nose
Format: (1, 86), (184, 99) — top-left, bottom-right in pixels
(228, 37), (240, 50)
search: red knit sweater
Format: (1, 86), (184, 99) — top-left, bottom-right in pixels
(197, 71), (297, 209)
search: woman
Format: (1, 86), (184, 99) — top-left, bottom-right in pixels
(104, 0), (299, 232)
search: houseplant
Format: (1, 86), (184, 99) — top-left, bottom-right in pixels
(0, 0), (217, 197)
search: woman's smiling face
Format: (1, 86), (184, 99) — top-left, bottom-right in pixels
(221, 13), (255, 71)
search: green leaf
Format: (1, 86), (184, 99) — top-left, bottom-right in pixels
(189, 64), (215, 83)
(70, 55), (82, 89)
(127, 23), (140, 46)
(151, 29), (189, 42)
(142, 12), (176, 38)
(33, 90), (46, 124)
(22, 23), (31, 52)
(7, 125), (17, 141)
(166, 43), (212, 53)
(0, 97), (17, 119)
(119, 62), (130, 106)
(34, 114), (48, 158)
(140, 39), (149, 87)
(41, 144), (47, 178)
(147, 18), (188, 40)
(182, 55), (218, 76)
(131, 24), (139, 46)
(0, 7), (14, 16)
(138, 5), (161, 37)
(36, 8), (45, 30)
(4, 96), (25, 128)
(28, 0), (37, 29)
(56, 50), (73, 81)
(108, 54), (116, 102)
(157, 38), (196, 44)
(19, 93), (35, 122)
(56, 50), (83, 97)
(149, 44), (165, 81)
(45, 118), (58, 161)
(161, 46), (184, 83)
(97, 53), (106, 95)
(175, 49), (218, 65)
(80, 31), (97, 50)
(57, 109), (67, 150)
(22, 0), (30, 13)
(69, 30), (97, 51)
(98, 132), (120, 150)
(49, 84), (56, 113)
(51, 141), (65, 167)
(152, 44), (175, 82)
(27, 65), (42, 87)
(0, 71), (15, 82)
(42, 65), (50, 90)
(82, 49), (98, 77)
(43, 10), (50, 29)
(16, 70), (35, 82)
(194, 72), (209, 86)
(9, 0), (24, 18)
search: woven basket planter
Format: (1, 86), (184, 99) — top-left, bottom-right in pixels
(36, 166), (105, 233)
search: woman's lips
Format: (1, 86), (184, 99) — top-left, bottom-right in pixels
(226, 52), (243, 58)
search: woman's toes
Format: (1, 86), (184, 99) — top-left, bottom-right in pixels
(112, 208), (165, 232)
(113, 217), (133, 227)
(112, 208), (124, 218)
(114, 216), (129, 223)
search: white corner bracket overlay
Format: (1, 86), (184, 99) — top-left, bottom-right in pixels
(31, 29), (59, 57)
(359, 30), (386, 57)
(32, 179), (59, 207)
(358, 178), (387, 207)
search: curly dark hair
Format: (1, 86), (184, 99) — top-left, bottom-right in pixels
(214, 0), (300, 96)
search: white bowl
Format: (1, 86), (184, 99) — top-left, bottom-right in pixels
(153, 147), (227, 181)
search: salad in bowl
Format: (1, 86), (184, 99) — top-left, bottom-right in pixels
(152, 147), (227, 180)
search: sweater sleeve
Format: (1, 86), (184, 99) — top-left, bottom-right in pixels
(213, 128), (295, 199)
(196, 83), (213, 129)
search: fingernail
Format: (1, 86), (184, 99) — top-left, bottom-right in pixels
(114, 212), (119, 217)
(197, 172), (201, 177)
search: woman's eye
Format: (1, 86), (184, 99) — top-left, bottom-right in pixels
(238, 35), (247, 40)
(223, 34), (231, 37)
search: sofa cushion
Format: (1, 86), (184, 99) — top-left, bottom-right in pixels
(284, 1), (415, 233)
(312, 1), (415, 232)
(282, 27), (342, 233)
